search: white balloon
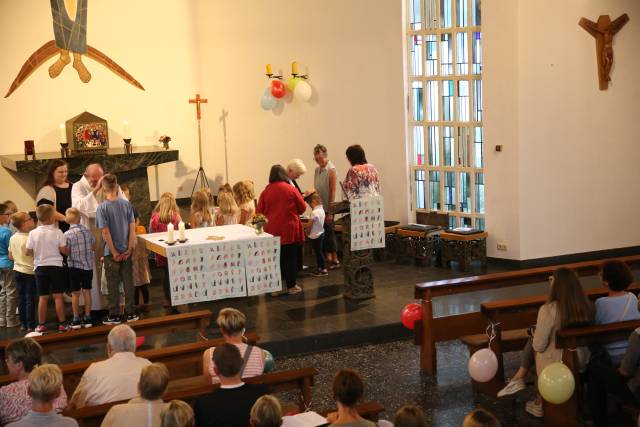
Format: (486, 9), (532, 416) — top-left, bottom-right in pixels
(294, 80), (312, 102)
(261, 88), (278, 110)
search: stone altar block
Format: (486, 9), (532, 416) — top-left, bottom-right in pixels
(1, 146), (178, 224)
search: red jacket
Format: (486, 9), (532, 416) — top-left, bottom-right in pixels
(257, 182), (306, 245)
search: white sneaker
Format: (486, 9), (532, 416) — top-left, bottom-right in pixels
(525, 399), (543, 418)
(497, 377), (526, 397)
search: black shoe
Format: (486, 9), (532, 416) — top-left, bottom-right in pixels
(71, 318), (83, 330)
(126, 313), (140, 322)
(102, 314), (121, 325)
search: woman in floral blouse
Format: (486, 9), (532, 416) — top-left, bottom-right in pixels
(0, 338), (67, 425)
(342, 145), (381, 200)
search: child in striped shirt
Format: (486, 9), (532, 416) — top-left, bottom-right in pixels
(64, 208), (95, 329)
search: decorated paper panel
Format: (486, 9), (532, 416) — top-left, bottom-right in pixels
(166, 241), (246, 305)
(245, 237), (282, 296)
(349, 196), (386, 251)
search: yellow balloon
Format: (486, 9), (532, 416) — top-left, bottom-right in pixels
(286, 77), (300, 91)
(538, 362), (575, 404)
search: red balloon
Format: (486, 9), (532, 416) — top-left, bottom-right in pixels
(271, 80), (286, 99)
(401, 303), (423, 330)
(135, 336), (145, 348)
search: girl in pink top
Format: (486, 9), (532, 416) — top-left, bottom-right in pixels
(149, 193), (181, 309)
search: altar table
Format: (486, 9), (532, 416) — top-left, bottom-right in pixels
(140, 225), (282, 304)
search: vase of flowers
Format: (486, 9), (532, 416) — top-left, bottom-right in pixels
(158, 135), (171, 150)
(251, 213), (268, 234)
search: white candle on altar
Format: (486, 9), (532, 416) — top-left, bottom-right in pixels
(123, 121), (130, 139)
(178, 221), (185, 241)
(167, 223), (175, 243)
(59, 124), (66, 143)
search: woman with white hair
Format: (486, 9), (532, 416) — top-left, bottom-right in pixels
(286, 159), (307, 194)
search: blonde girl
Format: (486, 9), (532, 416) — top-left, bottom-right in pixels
(190, 190), (213, 228)
(150, 192), (181, 310)
(232, 180), (255, 225)
(215, 184), (239, 226)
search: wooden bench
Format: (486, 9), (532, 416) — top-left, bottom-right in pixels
(546, 319), (640, 427)
(64, 366), (320, 427)
(414, 255), (640, 374)
(0, 332), (259, 396)
(462, 284), (640, 395)
(0, 310), (213, 364)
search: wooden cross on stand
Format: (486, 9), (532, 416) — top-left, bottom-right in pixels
(189, 93), (208, 120)
(188, 93), (209, 194)
(579, 14), (629, 90)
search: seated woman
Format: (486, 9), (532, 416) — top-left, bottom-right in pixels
(202, 308), (266, 384)
(0, 338), (68, 425)
(326, 369), (376, 427)
(250, 395), (282, 427)
(497, 268), (593, 418)
(594, 260), (640, 365)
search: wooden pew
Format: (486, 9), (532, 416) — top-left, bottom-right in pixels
(64, 367), (320, 427)
(548, 319), (640, 427)
(0, 310), (212, 362)
(414, 254), (640, 374)
(0, 332), (259, 397)
(464, 284), (640, 396)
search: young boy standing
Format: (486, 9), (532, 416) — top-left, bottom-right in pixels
(0, 203), (17, 327)
(8, 212), (37, 330)
(26, 205), (69, 333)
(305, 193), (328, 276)
(64, 207), (95, 329)
(96, 174), (137, 324)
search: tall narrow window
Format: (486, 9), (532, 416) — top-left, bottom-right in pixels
(408, 0), (484, 229)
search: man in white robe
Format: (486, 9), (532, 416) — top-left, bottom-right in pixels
(71, 164), (127, 312)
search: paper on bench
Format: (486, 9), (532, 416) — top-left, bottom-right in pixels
(282, 411), (328, 427)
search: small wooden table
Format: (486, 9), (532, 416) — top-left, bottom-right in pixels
(439, 231), (488, 271)
(393, 225), (441, 266)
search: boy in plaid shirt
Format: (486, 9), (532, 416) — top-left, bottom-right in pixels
(64, 208), (95, 329)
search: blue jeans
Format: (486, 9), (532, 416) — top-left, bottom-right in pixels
(15, 272), (36, 329)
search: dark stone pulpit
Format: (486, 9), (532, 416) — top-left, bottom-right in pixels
(333, 200), (375, 300)
(0, 146), (178, 224)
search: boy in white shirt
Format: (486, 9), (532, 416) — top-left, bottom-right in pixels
(25, 205), (70, 333)
(305, 192), (327, 276)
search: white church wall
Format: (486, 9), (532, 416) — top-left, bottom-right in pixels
(192, 0), (409, 222)
(0, 0), (409, 223)
(484, 0), (640, 260)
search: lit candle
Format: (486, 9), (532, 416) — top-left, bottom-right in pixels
(59, 124), (66, 143)
(266, 64), (272, 75)
(167, 223), (175, 243)
(178, 221), (185, 241)
(123, 121), (130, 139)
(291, 61), (298, 75)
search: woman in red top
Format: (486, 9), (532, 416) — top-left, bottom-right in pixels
(257, 165), (307, 295)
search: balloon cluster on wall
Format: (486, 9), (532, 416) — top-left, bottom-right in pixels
(261, 61), (313, 111)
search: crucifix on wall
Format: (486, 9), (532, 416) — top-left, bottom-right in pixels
(579, 14), (629, 90)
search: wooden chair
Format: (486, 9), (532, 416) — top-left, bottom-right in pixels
(0, 310), (213, 365)
(414, 255), (640, 374)
(0, 332), (259, 396)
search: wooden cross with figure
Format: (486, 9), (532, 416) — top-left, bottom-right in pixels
(188, 93), (209, 194)
(189, 93), (208, 120)
(579, 14), (629, 90)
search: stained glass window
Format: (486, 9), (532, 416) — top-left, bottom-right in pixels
(408, 0), (483, 228)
